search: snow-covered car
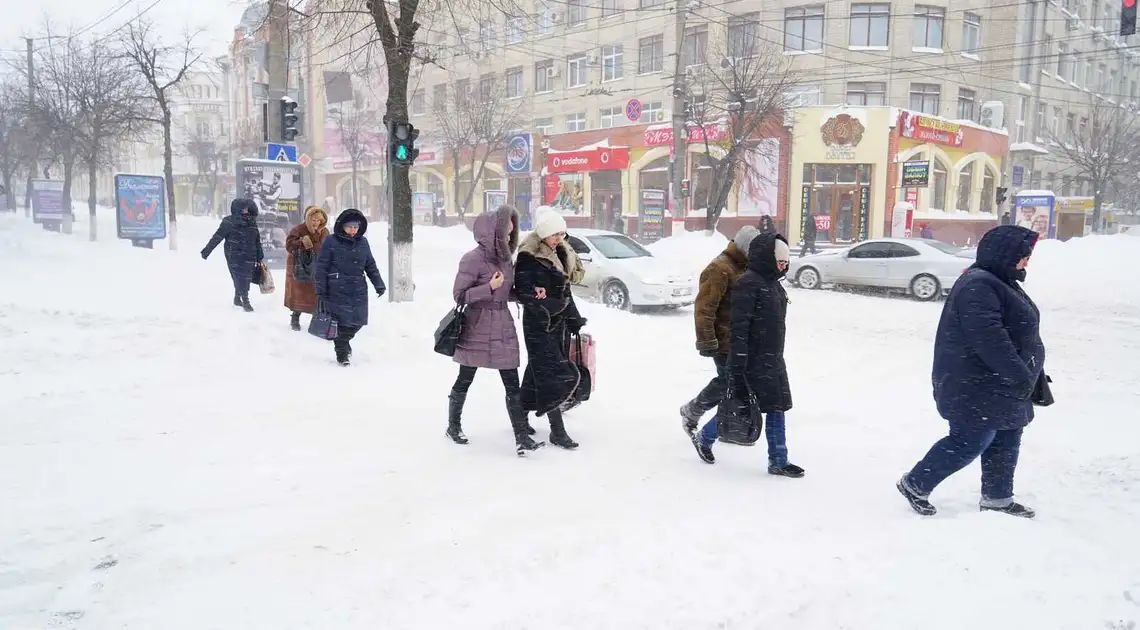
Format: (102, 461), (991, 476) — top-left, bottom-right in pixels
(787, 237), (976, 301)
(558, 229), (697, 310)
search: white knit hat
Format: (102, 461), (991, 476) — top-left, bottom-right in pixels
(774, 238), (791, 262)
(533, 208), (568, 239)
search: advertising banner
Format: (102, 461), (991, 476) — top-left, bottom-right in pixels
(1014, 194), (1056, 239)
(115, 174), (167, 241)
(484, 190), (508, 214)
(638, 189), (666, 243)
(901, 161), (930, 187)
(237, 159), (304, 219)
(545, 146), (630, 174)
(899, 111), (965, 147)
(31, 179), (65, 223)
(504, 133), (533, 174)
(544, 174), (585, 215)
(413, 191), (435, 223)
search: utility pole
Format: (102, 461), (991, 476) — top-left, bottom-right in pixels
(24, 37), (34, 218)
(669, 0), (688, 235)
(265, 0), (288, 144)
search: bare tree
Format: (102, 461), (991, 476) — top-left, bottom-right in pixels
(120, 20), (202, 250)
(183, 130), (228, 217)
(688, 32), (800, 231)
(1045, 95), (1140, 233)
(329, 94), (385, 210)
(26, 35), (85, 228)
(0, 80), (32, 211)
(433, 78), (524, 218)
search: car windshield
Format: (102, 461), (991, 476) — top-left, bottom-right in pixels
(919, 239), (965, 256)
(587, 234), (652, 260)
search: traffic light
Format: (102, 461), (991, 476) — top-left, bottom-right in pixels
(995, 186), (1009, 206)
(281, 96), (299, 141)
(1123, 0), (1137, 36)
(389, 120), (419, 166)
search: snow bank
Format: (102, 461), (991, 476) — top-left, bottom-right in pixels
(646, 229), (729, 275)
(1026, 233), (1140, 317)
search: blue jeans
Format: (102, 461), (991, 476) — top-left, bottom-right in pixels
(905, 425), (1023, 505)
(699, 411), (789, 467)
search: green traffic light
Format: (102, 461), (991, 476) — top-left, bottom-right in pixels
(395, 145), (408, 160)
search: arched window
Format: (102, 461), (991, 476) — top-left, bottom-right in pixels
(956, 162), (974, 212)
(931, 159), (948, 211)
(981, 166), (997, 214)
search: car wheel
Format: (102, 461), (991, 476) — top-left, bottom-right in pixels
(910, 274), (941, 302)
(796, 267), (821, 290)
(602, 280), (630, 310)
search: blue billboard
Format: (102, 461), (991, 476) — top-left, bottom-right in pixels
(115, 174), (167, 240)
(1013, 194), (1055, 240)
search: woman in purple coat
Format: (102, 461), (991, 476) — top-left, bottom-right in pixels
(448, 204), (544, 456)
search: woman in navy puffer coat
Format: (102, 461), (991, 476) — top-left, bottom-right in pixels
(315, 208), (386, 365)
(201, 198), (264, 312)
(898, 225), (1047, 519)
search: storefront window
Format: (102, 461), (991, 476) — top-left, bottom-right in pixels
(981, 168), (995, 215)
(640, 156), (669, 194)
(693, 153), (720, 215)
(484, 176), (504, 193)
(931, 160), (948, 210)
(545, 173), (585, 215)
(838, 165), (858, 184)
(859, 164), (872, 183)
(427, 174), (445, 209)
(956, 166), (973, 212)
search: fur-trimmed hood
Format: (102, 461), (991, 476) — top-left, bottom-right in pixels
(473, 204), (519, 263)
(518, 231), (585, 284)
(304, 205), (329, 229)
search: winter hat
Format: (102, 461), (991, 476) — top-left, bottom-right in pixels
(733, 225), (760, 257)
(774, 238), (791, 263)
(343, 221), (361, 230)
(534, 209), (568, 239)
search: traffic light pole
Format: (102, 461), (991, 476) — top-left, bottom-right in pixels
(386, 120), (395, 302)
(265, 0), (288, 144)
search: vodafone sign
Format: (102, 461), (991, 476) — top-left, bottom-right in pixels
(546, 146), (630, 173)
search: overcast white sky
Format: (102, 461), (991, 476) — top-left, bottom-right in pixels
(1, 0), (250, 67)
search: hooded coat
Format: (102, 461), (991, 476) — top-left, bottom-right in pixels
(514, 231), (587, 416)
(728, 232), (793, 412)
(201, 198), (264, 295)
(452, 205), (521, 370)
(693, 242), (749, 355)
(932, 225), (1044, 430)
(314, 208), (386, 328)
(284, 206), (330, 314)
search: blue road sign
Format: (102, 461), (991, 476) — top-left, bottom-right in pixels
(266, 143), (297, 162)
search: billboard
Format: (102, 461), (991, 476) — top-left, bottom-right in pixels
(1013, 194), (1056, 239)
(31, 179), (65, 223)
(114, 174), (167, 240)
(236, 159), (304, 220)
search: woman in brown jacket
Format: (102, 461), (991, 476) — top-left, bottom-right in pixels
(285, 206), (329, 330)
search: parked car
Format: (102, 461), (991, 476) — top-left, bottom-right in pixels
(787, 237), (976, 301)
(559, 229), (697, 310)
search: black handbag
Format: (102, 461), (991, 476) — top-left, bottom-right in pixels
(433, 303), (466, 357)
(293, 249), (315, 282)
(1032, 373), (1054, 407)
(717, 389), (763, 446)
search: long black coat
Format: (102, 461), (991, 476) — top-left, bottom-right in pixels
(315, 208), (386, 328)
(728, 232), (793, 412)
(932, 225), (1044, 430)
(514, 233), (586, 416)
(202, 198), (263, 294)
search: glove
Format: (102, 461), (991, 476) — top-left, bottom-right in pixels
(699, 347), (719, 358)
(376, 287), (386, 298)
(200, 251), (208, 260)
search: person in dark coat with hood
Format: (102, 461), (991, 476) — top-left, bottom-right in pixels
(514, 208), (588, 450)
(201, 198), (264, 312)
(314, 208), (386, 365)
(800, 214), (818, 257)
(897, 225), (1046, 518)
(690, 232), (804, 478)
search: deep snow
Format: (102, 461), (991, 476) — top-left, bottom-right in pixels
(1, 210), (1139, 630)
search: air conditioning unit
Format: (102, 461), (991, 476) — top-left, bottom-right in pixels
(1066, 16), (1080, 31)
(587, 54), (598, 64)
(979, 101), (1005, 129)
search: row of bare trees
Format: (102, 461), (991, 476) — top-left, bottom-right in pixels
(0, 20), (199, 246)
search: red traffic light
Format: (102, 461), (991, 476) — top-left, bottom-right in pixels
(1126, 0), (1136, 8)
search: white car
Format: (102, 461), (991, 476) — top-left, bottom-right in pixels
(559, 229), (697, 310)
(787, 238), (976, 301)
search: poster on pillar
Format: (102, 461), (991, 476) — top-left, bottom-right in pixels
(544, 174), (584, 215)
(735, 138), (781, 217)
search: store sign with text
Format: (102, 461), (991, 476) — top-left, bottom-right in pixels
(643, 123), (728, 147)
(546, 146), (630, 173)
(899, 111), (964, 147)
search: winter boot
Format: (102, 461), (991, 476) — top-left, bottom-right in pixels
(680, 402), (703, 437)
(507, 393), (544, 456)
(690, 433), (715, 464)
(980, 502), (1036, 519)
(290, 311), (302, 331)
(768, 463), (805, 478)
(896, 476), (936, 516)
(446, 391), (470, 445)
(548, 413), (579, 450)
(233, 294), (242, 307)
(240, 295), (254, 312)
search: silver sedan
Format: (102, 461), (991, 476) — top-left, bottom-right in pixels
(787, 238), (976, 301)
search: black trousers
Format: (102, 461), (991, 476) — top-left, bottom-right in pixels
(691, 353), (729, 414)
(799, 238), (818, 257)
(333, 325), (361, 356)
(451, 364), (521, 398)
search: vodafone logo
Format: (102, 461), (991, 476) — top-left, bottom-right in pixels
(600, 152), (610, 164)
(551, 156), (588, 168)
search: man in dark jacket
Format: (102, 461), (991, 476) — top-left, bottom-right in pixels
(315, 208), (386, 365)
(897, 225), (1046, 518)
(680, 225), (759, 436)
(690, 232), (804, 478)
(201, 198), (264, 312)
(800, 214), (818, 257)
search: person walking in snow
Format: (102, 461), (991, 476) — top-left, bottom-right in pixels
(446, 204), (543, 454)
(514, 208), (588, 451)
(284, 205), (329, 331)
(920, 223), (934, 239)
(201, 198), (264, 312)
(800, 214), (818, 257)
(897, 225), (1047, 518)
(680, 225), (760, 436)
(314, 208), (386, 366)
(690, 232), (804, 478)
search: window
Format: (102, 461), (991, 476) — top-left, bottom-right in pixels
(506, 66), (524, 98)
(848, 243), (892, 259)
(456, 79), (471, 106)
(785, 83), (821, 106)
(1019, 57), (1032, 83)
(913, 6), (944, 50)
(729, 13), (760, 57)
(456, 26), (471, 54)
(639, 35), (664, 73)
(433, 84), (447, 108)
(1071, 50), (1082, 85)
(956, 166), (973, 212)
(568, 55), (589, 87)
(962, 12), (981, 54)
(506, 16), (524, 43)
(537, 9), (555, 34)
(600, 106), (623, 128)
(535, 60), (554, 93)
(1057, 42), (1070, 79)
(567, 112), (587, 131)
(566, 235), (591, 254)
(1098, 63), (1106, 92)
(885, 243), (921, 257)
(1051, 106), (1061, 138)
(601, 0), (620, 18)
(640, 0), (664, 6)
(681, 26), (708, 67)
(909, 82), (941, 114)
(931, 160), (948, 210)
(411, 89), (426, 115)
(641, 100), (665, 122)
(1080, 116), (1088, 139)
(479, 73), (495, 101)
(588, 234), (652, 259)
(534, 117), (554, 134)
(846, 81), (886, 105)
(1066, 113), (1076, 139)
(1085, 58), (1094, 88)
(602, 44), (624, 81)
(957, 88), (976, 120)
(568, 0), (587, 26)
(1035, 102), (1045, 139)
(1110, 69), (1118, 97)
(1061, 176), (1072, 196)
(981, 168), (995, 215)
(479, 21), (496, 52)
(1041, 34), (1053, 74)
(784, 6), (825, 52)
(850, 4), (889, 48)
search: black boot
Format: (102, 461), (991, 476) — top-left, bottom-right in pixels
(980, 502), (1035, 519)
(333, 339), (350, 366)
(507, 393), (543, 456)
(446, 391), (469, 445)
(548, 411), (579, 450)
(290, 311), (301, 331)
(233, 294), (242, 307)
(240, 295), (254, 312)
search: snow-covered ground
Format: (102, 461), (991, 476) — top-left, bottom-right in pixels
(2, 209), (1139, 630)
